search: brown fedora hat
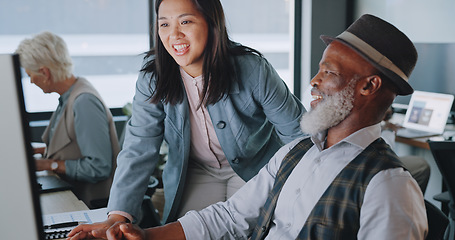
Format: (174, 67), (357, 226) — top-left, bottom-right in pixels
(321, 14), (417, 95)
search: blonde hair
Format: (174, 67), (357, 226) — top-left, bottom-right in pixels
(15, 31), (73, 82)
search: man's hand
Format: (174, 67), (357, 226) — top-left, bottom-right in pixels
(106, 221), (186, 240)
(106, 222), (146, 240)
(382, 121), (402, 134)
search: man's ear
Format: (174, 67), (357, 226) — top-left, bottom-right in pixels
(38, 67), (52, 82)
(359, 75), (382, 96)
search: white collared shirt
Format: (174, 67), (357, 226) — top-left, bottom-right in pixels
(179, 123), (428, 239)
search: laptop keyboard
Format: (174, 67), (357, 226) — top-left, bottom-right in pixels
(397, 128), (439, 138)
(44, 229), (71, 239)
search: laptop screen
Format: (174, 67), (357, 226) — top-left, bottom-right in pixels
(0, 54), (45, 239)
(402, 90), (454, 134)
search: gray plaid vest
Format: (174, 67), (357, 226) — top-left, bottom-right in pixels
(251, 137), (404, 240)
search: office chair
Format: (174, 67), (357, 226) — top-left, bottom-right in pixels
(429, 140), (455, 240)
(425, 199), (449, 240)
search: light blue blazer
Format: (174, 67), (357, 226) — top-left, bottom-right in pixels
(108, 54), (306, 223)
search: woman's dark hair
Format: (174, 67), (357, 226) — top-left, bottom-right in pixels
(141, 0), (262, 106)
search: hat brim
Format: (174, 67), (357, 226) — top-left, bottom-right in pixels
(320, 35), (414, 96)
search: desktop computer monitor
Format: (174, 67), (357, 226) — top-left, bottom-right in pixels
(0, 54), (45, 239)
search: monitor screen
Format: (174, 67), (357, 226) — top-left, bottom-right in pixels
(0, 54), (45, 239)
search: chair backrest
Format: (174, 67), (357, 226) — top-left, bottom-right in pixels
(425, 199), (449, 240)
(428, 141), (455, 202)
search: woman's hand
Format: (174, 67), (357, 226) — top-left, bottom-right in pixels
(35, 158), (52, 172)
(66, 214), (128, 240)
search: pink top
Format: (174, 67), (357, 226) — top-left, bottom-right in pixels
(180, 68), (228, 168)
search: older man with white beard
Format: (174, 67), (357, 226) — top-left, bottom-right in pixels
(79, 14), (428, 240)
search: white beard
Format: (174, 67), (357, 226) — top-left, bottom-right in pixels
(300, 82), (355, 135)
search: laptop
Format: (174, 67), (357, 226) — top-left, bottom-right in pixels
(397, 91), (454, 138)
(37, 175), (73, 193)
(31, 122), (73, 193)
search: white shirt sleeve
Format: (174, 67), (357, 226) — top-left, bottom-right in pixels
(178, 138), (304, 240)
(358, 168), (428, 239)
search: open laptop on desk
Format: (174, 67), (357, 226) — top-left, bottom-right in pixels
(37, 174), (73, 193)
(397, 90), (454, 138)
(32, 143), (73, 193)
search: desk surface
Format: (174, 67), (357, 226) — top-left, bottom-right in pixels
(40, 190), (89, 215)
(39, 185), (90, 240)
(37, 171), (89, 214)
(395, 136), (431, 150)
